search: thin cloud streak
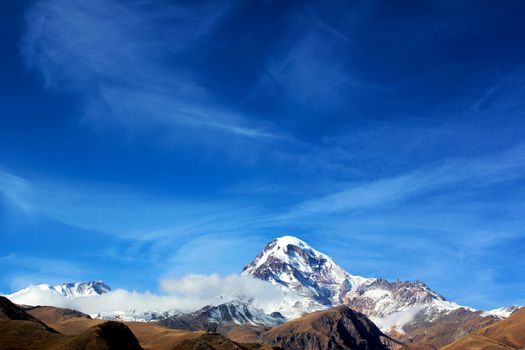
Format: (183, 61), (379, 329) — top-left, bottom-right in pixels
(0, 169), (257, 240)
(289, 143), (525, 216)
(21, 0), (278, 141)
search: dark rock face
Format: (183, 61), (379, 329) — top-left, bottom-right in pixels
(90, 281), (112, 294)
(160, 310), (214, 332)
(261, 306), (398, 350)
(269, 312), (284, 319)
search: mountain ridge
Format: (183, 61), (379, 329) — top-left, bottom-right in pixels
(159, 300), (285, 332)
(7, 280), (110, 301)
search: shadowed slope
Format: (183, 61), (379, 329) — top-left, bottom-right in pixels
(0, 296), (143, 350)
(0, 319), (143, 350)
(65, 321), (143, 350)
(0, 296), (58, 333)
(261, 305), (398, 350)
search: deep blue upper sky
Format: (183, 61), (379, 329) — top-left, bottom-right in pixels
(1, 0), (525, 309)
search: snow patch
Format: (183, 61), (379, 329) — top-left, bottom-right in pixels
(482, 306), (520, 319)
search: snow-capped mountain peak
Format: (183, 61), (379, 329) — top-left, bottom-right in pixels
(243, 236), (468, 332)
(51, 281), (111, 298)
(242, 235), (373, 308)
(6, 280), (110, 304)
(245, 235), (344, 276)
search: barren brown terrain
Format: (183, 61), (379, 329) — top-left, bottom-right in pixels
(396, 308), (501, 349)
(0, 296), (143, 350)
(441, 307), (525, 350)
(4, 295), (525, 350)
(23, 300), (278, 350)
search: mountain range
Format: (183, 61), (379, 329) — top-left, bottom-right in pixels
(7, 281), (111, 300)
(2, 235), (521, 349)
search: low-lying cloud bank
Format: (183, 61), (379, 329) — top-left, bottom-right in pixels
(6, 274), (283, 315)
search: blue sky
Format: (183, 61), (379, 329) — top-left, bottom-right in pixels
(1, 0), (525, 310)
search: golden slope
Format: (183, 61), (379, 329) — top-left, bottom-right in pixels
(441, 307), (525, 350)
(396, 308), (501, 349)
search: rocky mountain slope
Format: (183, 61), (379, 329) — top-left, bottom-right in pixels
(260, 305), (398, 350)
(242, 236), (373, 308)
(398, 307), (502, 349)
(242, 236), (463, 332)
(160, 300), (285, 332)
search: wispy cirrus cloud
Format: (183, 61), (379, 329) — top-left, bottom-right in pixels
(0, 169), (256, 240)
(2, 141), (525, 242)
(289, 143), (525, 216)
(22, 0), (278, 141)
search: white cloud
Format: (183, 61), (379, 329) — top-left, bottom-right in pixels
(6, 274), (283, 315)
(160, 274), (282, 310)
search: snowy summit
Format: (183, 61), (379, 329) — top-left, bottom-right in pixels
(243, 235), (465, 332)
